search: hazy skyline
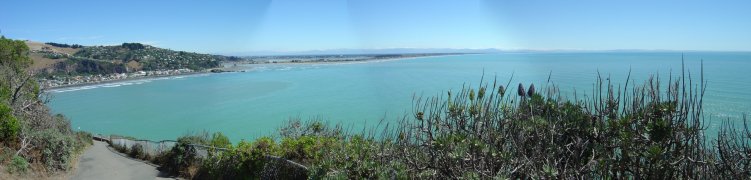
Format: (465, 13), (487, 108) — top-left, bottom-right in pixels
(1, 0), (749, 55)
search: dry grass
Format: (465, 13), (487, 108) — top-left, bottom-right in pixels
(24, 41), (80, 71)
(24, 41), (80, 55)
(27, 53), (64, 71)
(126, 60), (142, 71)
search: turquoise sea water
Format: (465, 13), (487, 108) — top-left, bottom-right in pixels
(48, 52), (751, 142)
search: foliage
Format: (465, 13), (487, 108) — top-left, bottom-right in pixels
(210, 132), (231, 149)
(73, 44), (228, 71)
(0, 104), (20, 141)
(44, 42), (83, 49)
(31, 129), (77, 172)
(155, 132), (210, 178)
(7, 155), (29, 174)
(36, 41), (242, 77)
(0, 37), (90, 176)
(0, 37), (32, 73)
(121, 43), (145, 50)
(75, 131), (94, 148)
(62, 57), (128, 75)
(279, 135), (334, 164)
(129, 143), (147, 160)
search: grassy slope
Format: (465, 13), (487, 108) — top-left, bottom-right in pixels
(25, 41), (232, 75)
(24, 41), (81, 71)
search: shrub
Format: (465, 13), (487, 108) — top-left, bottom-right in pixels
(7, 155), (29, 174)
(0, 104), (20, 141)
(209, 132), (231, 149)
(198, 147), (244, 179)
(74, 131), (94, 148)
(0, 147), (12, 162)
(129, 143), (145, 159)
(247, 137), (278, 171)
(157, 132), (209, 178)
(188, 135), (282, 179)
(31, 129), (77, 172)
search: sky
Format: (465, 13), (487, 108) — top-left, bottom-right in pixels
(1, 0), (750, 55)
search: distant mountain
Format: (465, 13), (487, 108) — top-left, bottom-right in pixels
(294, 48), (504, 55)
(25, 41), (241, 76)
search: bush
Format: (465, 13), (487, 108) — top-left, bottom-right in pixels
(198, 147), (245, 179)
(129, 143), (145, 159)
(45, 42), (83, 49)
(31, 129), (77, 172)
(157, 132), (209, 178)
(121, 43), (145, 50)
(7, 155), (29, 174)
(75, 131), (94, 148)
(195, 135), (315, 179)
(209, 132), (231, 149)
(0, 104), (20, 141)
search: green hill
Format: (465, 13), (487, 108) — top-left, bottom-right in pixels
(73, 43), (241, 71)
(28, 42), (241, 76)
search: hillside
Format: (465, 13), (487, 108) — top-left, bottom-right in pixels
(24, 41), (81, 71)
(25, 41), (241, 77)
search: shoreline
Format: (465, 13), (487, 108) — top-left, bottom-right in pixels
(44, 71), (208, 91)
(44, 53), (467, 92)
(248, 53), (465, 66)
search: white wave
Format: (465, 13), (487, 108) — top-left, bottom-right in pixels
(49, 74), (205, 93)
(101, 84), (122, 88)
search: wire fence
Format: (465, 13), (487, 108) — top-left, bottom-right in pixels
(109, 136), (177, 157)
(103, 135), (308, 178)
(108, 136), (227, 159)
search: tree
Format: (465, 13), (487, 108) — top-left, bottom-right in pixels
(0, 37), (37, 106)
(0, 37), (90, 175)
(0, 37), (31, 144)
(0, 36), (32, 73)
(122, 43), (145, 50)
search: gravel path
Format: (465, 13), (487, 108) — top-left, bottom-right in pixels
(71, 141), (174, 180)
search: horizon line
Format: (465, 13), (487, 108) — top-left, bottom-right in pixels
(15, 39), (751, 56)
(218, 48), (751, 56)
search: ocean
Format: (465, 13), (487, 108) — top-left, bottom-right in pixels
(48, 52), (751, 142)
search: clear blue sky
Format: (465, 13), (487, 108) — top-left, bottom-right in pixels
(1, 0), (749, 54)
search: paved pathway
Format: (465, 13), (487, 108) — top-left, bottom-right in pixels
(71, 141), (173, 180)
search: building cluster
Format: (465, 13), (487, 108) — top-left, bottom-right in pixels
(76, 45), (222, 70)
(40, 68), (193, 89)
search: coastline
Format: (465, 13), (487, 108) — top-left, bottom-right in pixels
(44, 53), (466, 92)
(43, 71), (208, 91)
(248, 53), (465, 66)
